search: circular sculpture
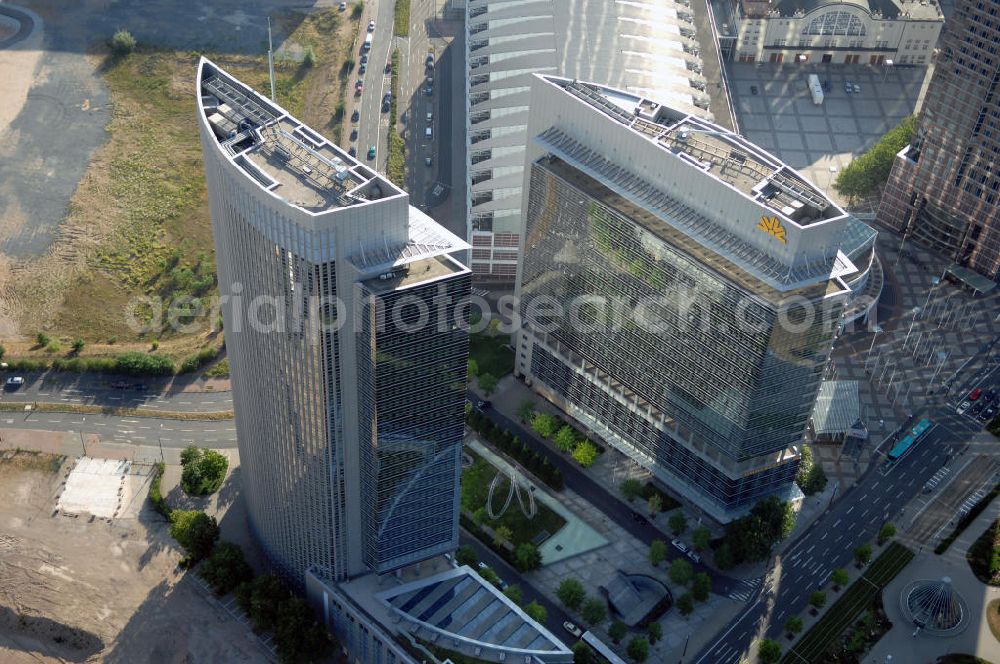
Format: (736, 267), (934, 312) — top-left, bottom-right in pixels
(900, 577), (969, 636)
(486, 468), (536, 520)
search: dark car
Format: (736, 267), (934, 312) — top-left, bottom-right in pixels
(750, 85), (758, 95)
(971, 401), (986, 416)
(112, 380), (130, 389)
(822, 80), (831, 92)
(475, 399), (491, 410)
(350, 128), (358, 140)
(351, 109), (360, 122)
(132, 383), (147, 391)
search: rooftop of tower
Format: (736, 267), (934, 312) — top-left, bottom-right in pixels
(198, 59), (403, 213)
(552, 77), (841, 227)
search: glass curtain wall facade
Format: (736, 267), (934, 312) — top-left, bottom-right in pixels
(878, 0), (1000, 278)
(518, 159), (844, 515)
(357, 271), (471, 573)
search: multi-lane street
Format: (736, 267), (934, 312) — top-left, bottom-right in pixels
(353, 0), (395, 171)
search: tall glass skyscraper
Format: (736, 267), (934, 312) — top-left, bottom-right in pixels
(878, 0), (1000, 279)
(516, 76), (856, 520)
(196, 59), (471, 582)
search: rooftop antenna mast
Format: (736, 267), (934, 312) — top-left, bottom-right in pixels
(267, 16), (276, 102)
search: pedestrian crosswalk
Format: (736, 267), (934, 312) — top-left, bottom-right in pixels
(728, 576), (763, 602)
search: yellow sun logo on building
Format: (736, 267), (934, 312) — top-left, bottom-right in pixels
(757, 216), (787, 244)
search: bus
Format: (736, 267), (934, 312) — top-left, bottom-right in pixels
(887, 418), (933, 462)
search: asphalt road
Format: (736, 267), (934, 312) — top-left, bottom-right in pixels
(354, 0), (395, 171)
(0, 373), (233, 411)
(467, 390), (746, 598)
(692, 409), (982, 664)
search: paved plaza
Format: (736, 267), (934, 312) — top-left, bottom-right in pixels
(727, 63), (930, 203)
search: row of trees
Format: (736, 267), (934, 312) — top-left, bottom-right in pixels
(524, 406), (600, 468)
(466, 408), (565, 490)
(833, 115), (915, 201)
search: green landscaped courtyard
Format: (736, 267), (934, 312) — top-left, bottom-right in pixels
(469, 332), (515, 378)
(461, 448), (566, 547)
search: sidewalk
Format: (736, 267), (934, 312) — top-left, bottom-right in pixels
(868, 496), (1000, 663)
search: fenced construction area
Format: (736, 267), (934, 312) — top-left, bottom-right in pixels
(781, 542), (914, 663)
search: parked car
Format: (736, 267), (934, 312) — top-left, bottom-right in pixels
(969, 387), (982, 401)
(984, 389), (996, 402)
(425, 84), (433, 96)
(475, 399), (490, 409)
(358, 63), (366, 74)
(425, 156), (433, 167)
(853, 83), (861, 93)
(426, 53), (435, 67)
(563, 622), (583, 638)
(360, 53), (368, 64)
(351, 109), (360, 122)
(367, 145), (376, 160)
(350, 128), (358, 141)
(671, 539), (688, 553)
(982, 405), (998, 421)
(750, 85), (758, 95)
(477, 561), (488, 570)
(4, 376), (24, 389)
(844, 81), (853, 93)
(112, 380), (129, 389)
(355, 80), (363, 95)
(957, 400), (972, 415)
(132, 383), (147, 392)
(687, 550), (702, 564)
(368, 19), (375, 32)
(971, 400), (986, 416)
(348, 146), (357, 157)
(426, 110), (433, 123)
(822, 79), (832, 92)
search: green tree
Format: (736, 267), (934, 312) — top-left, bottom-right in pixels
(668, 511), (688, 535)
(626, 636), (649, 662)
(556, 578), (587, 611)
(720, 496), (794, 566)
(198, 541), (253, 595)
(237, 574), (289, 627)
(714, 542), (735, 570)
(503, 584), (523, 605)
(676, 592), (694, 617)
(784, 616), (803, 635)
(493, 525), (513, 549)
(478, 372), (498, 395)
(608, 619), (627, 644)
(273, 595), (333, 663)
(524, 600), (547, 623)
(669, 558), (694, 586)
(833, 115), (916, 200)
(513, 543), (542, 571)
(573, 642), (599, 664)
(647, 493), (663, 516)
(572, 441), (598, 468)
(71, 339), (85, 354)
(758, 639), (782, 664)
(479, 567), (500, 586)
(799, 462), (827, 495)
(646, 621), (662, 644)
(581, 596), (607, 625)
(531, 412), (560, 438)
(455, 545), (477, 567)
(831, 568), (849, 590)
(168, 510), (219, 564)
(809, 590), (827, 611)
(621, 478), (643, 502)
(692, 572), (711, 602)
(468, 358), (479, 377)
(554, 425), (578, 452)
(351, 0), (364, 18)
(854, 544), (873, 567)
(110, 29), (137, 57)
(180, 447), (229, 496)
(878, 522), (897, 545)
(692, 525), (711, 551)
(649, 539), (668, 567)
(517, 400), (535, 422)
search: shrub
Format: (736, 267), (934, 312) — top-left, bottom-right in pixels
(809, 590), (826, 610)
(554, 425), (578, 452)
(626, 636), (649, 662)
(854, 544), (873, 567)
(676, 592), (694, 616)
(513, 543), (542, 571)
(179, 347), (220, 374)
(531, 412), (559, 439)
(273, 595), (333, 663)
(692, 572), (711, 602)
(669, 558), (694, 586)
(647, 493), (663, 515)
(303, 46), (316, 68)
(148, 461), (170, 518)
(493, 524), (512, 549)
(110, 29), (137, 57)
(784, 616), (803, 635)
(582, 596), (607, 625)
(199, 541), (253, 595)
(0, 344), (5, 360)
(649, 539), (667, 567)
(692, 526), (711, 551)
(467, 358), (479, 377)
(351, 0), (364, 19)
(758, 638), (781, 664)
(71, 339), (85, 354)
(115, 351), (174, 376)
(169, 510), (219, 564)
(516, 401), (535, 422)
(621, 478), (643, 502)
(503, 585), (522, 605)
(180, 446), (229, 495)
(150, 339), (159, 351)
(524, 601), (546, 623)
(478, 372), (498, 395)
(36, 332), (50, 347)
(646, 621), (662, 644)
(556, 578), (586, 611)
(45, 341), (61, 354)
(608, 619), (627, 644)
(878, 523), (896, 546)
(455, 545), (477, 567)
(571, 441), (598, 468)
(831, 568), (849, 589)
(668, 511), (688, 535)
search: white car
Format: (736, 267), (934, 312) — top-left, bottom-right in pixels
(687, 550), (702, 564)
(339, 1), (347, 9)
(477, 561), (488, 570)
(4, 376), (24, 389)
(368, 19), (376, 32)
(852, 83), (861, 94)
(671, 538), (688, 553)
(563, 621), (582, 638)
(957, 400), (972, 415)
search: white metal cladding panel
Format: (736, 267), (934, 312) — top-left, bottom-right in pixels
(201, 121), (347, 583)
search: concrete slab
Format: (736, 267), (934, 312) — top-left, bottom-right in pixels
(57, 456), (131, 519)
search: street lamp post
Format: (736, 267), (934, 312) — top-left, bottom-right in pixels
(923, 276), (940, 309)
(903, 307), (921, 346)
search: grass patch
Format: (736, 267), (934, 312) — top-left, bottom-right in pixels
(0, 449), (64, 474)
(782, 542), (913, 664)
(461, 448), (565, 547)
(937, 483), (1000, 554)
(386, 48), (405, 186)
(203, 357), (230, 378)
(393, 0), (410, 36)
(966, 519), (1000, 586)
(469, 332), (515, 378)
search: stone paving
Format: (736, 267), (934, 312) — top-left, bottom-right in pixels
(727, 63), (930, 205)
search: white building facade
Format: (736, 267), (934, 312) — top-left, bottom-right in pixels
(731, 0), (943, 64)
(465, 0), (714, 281)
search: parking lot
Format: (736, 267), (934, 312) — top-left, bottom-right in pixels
(727, 63), (930, 202)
